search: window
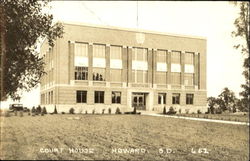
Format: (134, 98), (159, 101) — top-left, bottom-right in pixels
(172, 93), (180, 104)
(110, 46), (122, 59)
(171, 51), (181, 64)
(157, 50), (167, 63)
(51, 91), (53, 104)
(184, 73), (194, 86)
(110, 69), (122, 82)
(132, 70), (148, 83)
(93, 68), (105, 81)
(186, 94), (194, 105)
(75, 67), (88, 80)
(132, 48), (148, 83)
(156, 72), (167, 84)
(171, 73), (181, 84)
(112, 91), (121, 104)
(76, 91), (87, 103)
(93, 44), (105, 58)
(95, 91), (104, 103)
(185, 52), (194, 64)
(158, 93), (166, 104)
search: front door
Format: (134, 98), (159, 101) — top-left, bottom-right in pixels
(132, 93), (146, 110)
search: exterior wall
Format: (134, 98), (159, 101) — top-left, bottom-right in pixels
(40, 22), (207, 114)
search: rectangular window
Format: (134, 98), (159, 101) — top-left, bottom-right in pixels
(157, 50), (167, 63)
(95, 91), (104, 103)
(156, 72), (167, 84)
(171, 51), (181, 64)
(158, 93), (166, 104)
(110, 69), (122, 82)
(184, 73), (194, 86)
(112, 91), (121, 104)
(93, 44), (105, 58)
(185, 52), (194, 64)
(110, 46), (122, 59)
(172, 93), (180, 104)
(75, 43), (88, 57)
(51, 91), (53, 104)
(132, 70), (148, 83)
(186, 94), (194, 105)
(76, 91), (87, 103)
(75, 67), (88, 80)
(171, 73), (181, 84)
(93, 68), (105, 81)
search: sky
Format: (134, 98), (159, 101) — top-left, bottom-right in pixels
(0, 1), (246, 108)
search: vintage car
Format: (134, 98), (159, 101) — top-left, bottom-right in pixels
(9, 104), (24, 112)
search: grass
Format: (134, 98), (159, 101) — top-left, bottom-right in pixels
(0, 114), (249, 160)
(175, 113), (249, 123)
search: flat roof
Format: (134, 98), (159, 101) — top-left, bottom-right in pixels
(59, 21), (207, 40)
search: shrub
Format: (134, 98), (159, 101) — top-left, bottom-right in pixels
(28, 112), (31, 116)
(85, 110), (88, 114)
(166, 106), (176, 115)
(197, 109), (202, 114)
(115, 107), (121, 114)
(42, 107), (47, 114)
(108, 108), (111, 114)
(54, 106), (58, 114)
(41, 113), (44, 116)
(19, 111), (23, 117)
(92, 109), (95, 114)
(36, 105), (42, 114)
(31, 106), (36, 113)
(132, 107), (136, 114)
(185, 109), (189, 114)
(5, 111), (10, 117)
(163, 106), (166, 114)
(61, 112), (65, 114)
(178, 109), (182, 114)
(69, 108), (75, 114)
(102, 109), (105, 114)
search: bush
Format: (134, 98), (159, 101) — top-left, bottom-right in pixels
(54, 106), (58, 114)
(108, 108), (111, 114)
(85, 110), (88, 114)
(185, 109), (189, 114)
(19, 111), (23, 117)
(42, 107), (47, 114)
(28, 112), (31, 116)
(215, 108), (222, 114)
(132, 107), (136, 114)
(31, 106), (36, 113)
(166, 106), (176, 115)
(102, 109), (105, 114)
(178, 109), (182, 114)
(61, 112), (65, 114)
(92, 109), (95, 114)
(36, 105), (42, 114)
(69, 108), (75, 114)
(163, 106), (166, 114)
(115, 107), (121, 114)
(197, 109), (202, 114)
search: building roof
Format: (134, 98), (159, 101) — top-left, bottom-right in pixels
(60, 21), (207, 40)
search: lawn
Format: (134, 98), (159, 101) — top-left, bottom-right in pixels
(0, 114), (249, 161)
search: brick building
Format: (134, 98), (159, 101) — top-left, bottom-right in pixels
(40, 22), (207, 113)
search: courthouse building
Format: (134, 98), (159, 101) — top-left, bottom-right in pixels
(40, 22), (207, 113)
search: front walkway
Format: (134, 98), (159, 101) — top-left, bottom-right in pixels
(139, 111), (249, 126)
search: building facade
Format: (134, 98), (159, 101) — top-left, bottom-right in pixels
(40, 22), (207, 113)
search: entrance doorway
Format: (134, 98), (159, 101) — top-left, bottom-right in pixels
(132, 93), (146, 110)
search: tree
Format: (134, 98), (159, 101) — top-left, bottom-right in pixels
(53, 105), (57, 114)
(231, 2), (249, 112)
(1, 0), (64, 100)
(218, 87), (237, 112)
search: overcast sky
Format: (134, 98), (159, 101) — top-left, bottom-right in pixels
(1, 1), (246, 108)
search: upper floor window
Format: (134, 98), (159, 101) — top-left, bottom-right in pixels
(171, 51), (181, 64)
(75, 67), (88, 80)
(185, 52), (194, 64)
(74, 43), (88, 67)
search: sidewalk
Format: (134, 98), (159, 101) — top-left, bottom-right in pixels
(139, 111), (249, 126)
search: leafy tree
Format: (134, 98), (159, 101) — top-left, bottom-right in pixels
(218, 87), (237, 111)
(1, 0), (64, 100)
(231, 2), (249, 112)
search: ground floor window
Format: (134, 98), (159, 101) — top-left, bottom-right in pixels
(158, 93), (166, 104)
(112, 91), (121, 104)
(172, 93), (180, 104)
(95, 91), (104, 103)
(186, 94), (194, 104)
(76, 91), (87, 103)
(75, 66), (88, 80)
